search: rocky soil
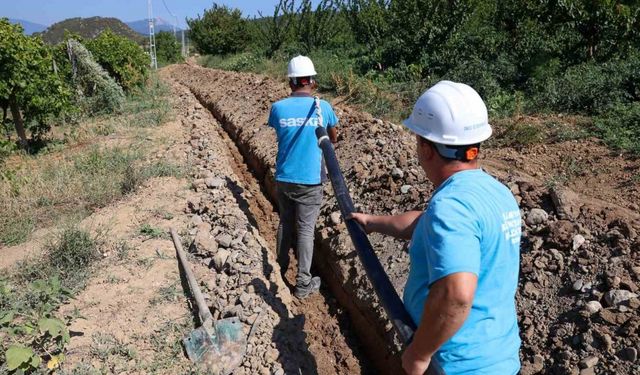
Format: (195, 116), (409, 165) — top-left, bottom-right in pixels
(165, 63), (640, 375)
(164, 79), (368, 374)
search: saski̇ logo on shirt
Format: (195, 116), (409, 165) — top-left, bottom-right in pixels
(279, 117), (320, 127)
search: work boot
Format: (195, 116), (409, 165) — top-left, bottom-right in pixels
(294, 276), (321, 299)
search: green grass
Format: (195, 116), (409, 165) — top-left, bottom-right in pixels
(1, 228), (102, 373)
(138, 224), (165, 239)
(90, 333), (137, 362)
(0, 117), (183, 247)
(149, 282), (182, 306)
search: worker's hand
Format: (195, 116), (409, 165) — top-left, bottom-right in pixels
(346, 212), (371, 233)
(401, 343), (432, 375)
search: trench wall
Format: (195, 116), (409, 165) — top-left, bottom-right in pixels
(166, 64), (431, 373)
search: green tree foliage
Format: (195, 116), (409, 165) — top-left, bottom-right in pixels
(343, 0), (390, 48)
(155, 31), (183, 65)
(86, 30), (149, 91)
(254, 0), (296, 57)
(294, 0), (345, 51)
(187, 4), (250, 55)
(0, 19), (71, 147)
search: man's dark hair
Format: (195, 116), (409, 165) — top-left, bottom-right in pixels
(419, 137), (481, 162)
(290, 76), (314, 88)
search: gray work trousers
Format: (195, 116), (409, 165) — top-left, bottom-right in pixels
(276, 181), (323, 287)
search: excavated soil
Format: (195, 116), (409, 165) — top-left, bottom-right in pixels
(165, 63), (640, 375)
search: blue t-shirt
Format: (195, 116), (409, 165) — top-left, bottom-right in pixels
(404, 169), (521, 375)
(268, 95), (338, 184)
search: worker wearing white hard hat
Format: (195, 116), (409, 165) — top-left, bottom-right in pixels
(269, 55), (339, 299)
(351, 81), (521, 374)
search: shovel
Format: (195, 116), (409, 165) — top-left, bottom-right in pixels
(170, 227), (246, 374)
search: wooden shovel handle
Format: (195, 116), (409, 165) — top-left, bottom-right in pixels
(170, 227), (213, 324)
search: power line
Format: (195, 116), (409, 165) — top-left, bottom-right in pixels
(161, 0), (178, 36)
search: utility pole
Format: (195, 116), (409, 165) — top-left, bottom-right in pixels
(181, 29), (186, 57)
(147, 0), (158, 69)
(173, 15), (178, 38)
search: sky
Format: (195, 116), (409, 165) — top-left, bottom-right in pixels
(0, 0), (289, 27)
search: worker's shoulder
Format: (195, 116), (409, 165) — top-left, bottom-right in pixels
(432, 171), (512, 207)
(271, 97), (294, 107)
(319, 98), (336, 110)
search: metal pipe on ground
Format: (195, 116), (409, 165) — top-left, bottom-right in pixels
(315, 126), (445, 375)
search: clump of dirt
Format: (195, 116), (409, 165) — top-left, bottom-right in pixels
(166, 63), (640, 375)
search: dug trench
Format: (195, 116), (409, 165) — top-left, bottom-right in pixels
(162, 70), (407, 373)
(163, 63), (640, 375)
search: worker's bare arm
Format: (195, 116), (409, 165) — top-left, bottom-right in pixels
(402, 272), (477, 374)
(328, 127), (338, 143)
(349, 210), (422, 240)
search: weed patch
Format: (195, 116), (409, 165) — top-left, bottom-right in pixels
(139, 224), (165, 239)
(0, 148), (183, 246)
(1, 228), (101, 373)
(150, 282), (182, 306)
(90, 333), (137, 362)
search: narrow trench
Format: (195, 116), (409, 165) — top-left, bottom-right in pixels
(186, 87), (377, 373)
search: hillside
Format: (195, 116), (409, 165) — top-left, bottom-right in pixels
(8, 18), (47, 35)
(36, 16), (144, 44)
(127, 18), (180, 35)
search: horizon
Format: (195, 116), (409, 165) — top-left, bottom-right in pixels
(1, 0), (304, 28)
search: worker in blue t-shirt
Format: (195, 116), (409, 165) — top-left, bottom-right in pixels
(351, 81), (521, 374)
(268, 55), (338, 299)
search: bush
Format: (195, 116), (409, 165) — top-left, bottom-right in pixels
(86, 30), (148, 91)
(593, 102), (640, 155)
(529, 60), (627, 114)
(155, 31), (183, 65)
(1, 227), (100, 373)
(187, 4), (250, 55)
(66, 39), (125, 114)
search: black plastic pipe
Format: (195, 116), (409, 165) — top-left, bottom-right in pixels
(316, 127), (445, 375)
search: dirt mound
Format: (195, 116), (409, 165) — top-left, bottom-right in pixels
(165, 63), (640, 374)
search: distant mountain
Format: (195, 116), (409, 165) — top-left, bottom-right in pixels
(127, 18), (181, 36)
(8, 18), (48, 35)
(36, 16), (144, 44)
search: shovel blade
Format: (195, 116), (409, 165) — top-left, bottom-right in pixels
(183, 317), (246, 375)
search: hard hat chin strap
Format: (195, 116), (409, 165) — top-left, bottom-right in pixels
(433, 143), (480, 162)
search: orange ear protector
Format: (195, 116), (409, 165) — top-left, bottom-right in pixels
(465, 147), (479, 161)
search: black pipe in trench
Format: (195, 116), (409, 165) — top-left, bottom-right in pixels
(315, 126), (445, 375)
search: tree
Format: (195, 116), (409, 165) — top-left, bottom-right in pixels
(254, 0), (296, 57)
(294, 0), (344, 51)
(155, 31), (183, 64)
(86, 30), (149, 91)
(187, 4), (249, 55)
(343, 0), (390, 48)
(0, 19), (71, 147)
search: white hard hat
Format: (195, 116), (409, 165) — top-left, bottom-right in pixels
(287, 55), (317, 78)
(403, 81), (492, 145)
